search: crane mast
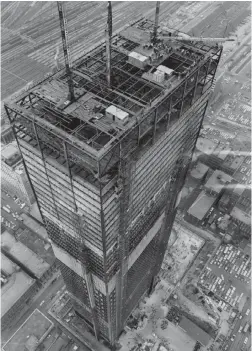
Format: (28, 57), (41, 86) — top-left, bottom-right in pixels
(105, 1), (112, 87)
(57, 1), (75, 101)
(152, 1), (160, 44)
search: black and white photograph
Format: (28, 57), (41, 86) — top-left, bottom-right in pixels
(1, 1), (251, 351)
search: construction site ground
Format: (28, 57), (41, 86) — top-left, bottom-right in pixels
(118, 220), (218, 350)
(161, 222), (204, 285)
(119, 279), (196, 351)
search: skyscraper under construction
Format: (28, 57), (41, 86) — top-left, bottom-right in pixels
(5, 11), (222, 347)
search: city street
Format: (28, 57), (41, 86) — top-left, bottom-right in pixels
(227, 298), (251, 351)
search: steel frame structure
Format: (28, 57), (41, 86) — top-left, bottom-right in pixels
(5, 17), (222, 347)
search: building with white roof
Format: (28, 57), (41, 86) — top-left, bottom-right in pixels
(1, 142), (35, 205)
(1, 253), (37, 329)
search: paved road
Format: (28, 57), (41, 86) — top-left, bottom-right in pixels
(1, 190), (27, 230)
(226, 298), (251, 351)
(1, 190), (25, 214)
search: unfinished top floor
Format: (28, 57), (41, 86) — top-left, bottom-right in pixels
(5, 18), (222, 180)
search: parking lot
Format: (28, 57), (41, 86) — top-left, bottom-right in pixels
(234, 156), (252, 185)
(200, 125), (235, 143)
(199, 244), (251, 311)
(218, 93), (251, 129)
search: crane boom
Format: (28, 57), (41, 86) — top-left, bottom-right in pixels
(57, 1), (75, 101)
(162, 35), (235, 43)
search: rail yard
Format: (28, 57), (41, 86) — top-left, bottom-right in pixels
(1, 1), (250, 99)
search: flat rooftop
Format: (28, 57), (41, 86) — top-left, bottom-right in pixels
(1, 253), (35, 317)
(20, 213), (48, 240)
(230, 206), (250, 226)
(18, 228), (55, 266)
(1, 142), (21, 167)
(190, 162), (209, 180)
(2, 309), (53, 351)
(179, 316), (211, 346)
(196, 137), (216, 156)
(188, 191), (216, 220)
(213, 144), (231, 161)
(1, 231), (50, 278)
(6, 17), (220, 159)
(204, 170), (232, 194)
(233, 183), (245, 195)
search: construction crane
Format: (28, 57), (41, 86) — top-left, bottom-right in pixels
(57, 1), (75, 102)
(160, 32), (236, 43)
(152, 1), (160, 44)
(105, 1), (112, 87)
(151, 2), (235, 45)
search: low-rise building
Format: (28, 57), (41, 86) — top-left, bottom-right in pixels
(196, 138), (217, 156)
(230, 188), (251, 236)
(190, 162), (209, 181)
(187, 191), (217, 224)
(204, 170), (232, 196)
(1, 124), (15, 144)
(230, 207), (251, 236)
(196, 138), (244, 176)
(1, 109), (15, 144)
(179, 316), (211, 347)
(1, 254), (37, 329)
(20, 213), (48, 241)
(2, 309), (54, 351)
(1, 142), (35, 206)
(1, 231), (51, 282)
